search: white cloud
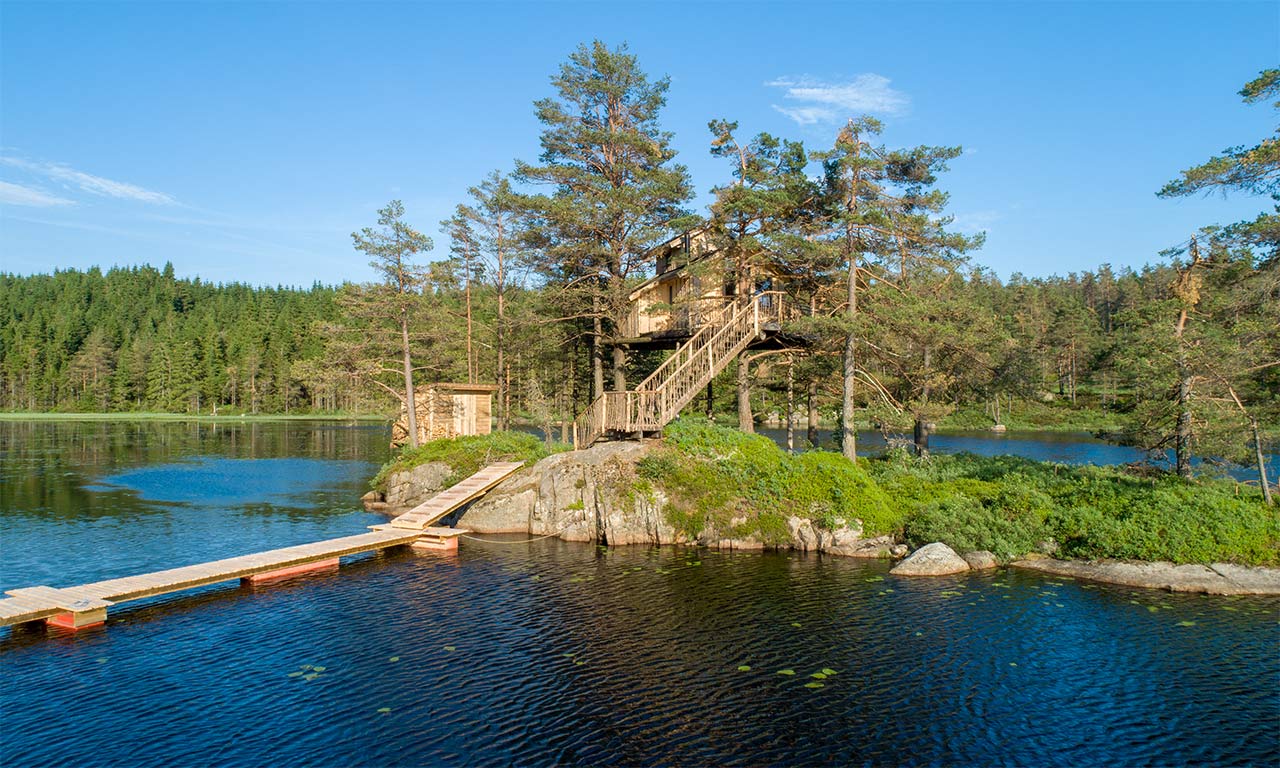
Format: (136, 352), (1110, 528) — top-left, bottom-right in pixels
(771, 105), (836, 126)
(0, 180), (75, 207)
(767, 74), (910, 125)
(951, 210), (1001, 235)
(1, 157), (176, 205)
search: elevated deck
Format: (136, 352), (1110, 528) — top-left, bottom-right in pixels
(0, 462), (526, 632)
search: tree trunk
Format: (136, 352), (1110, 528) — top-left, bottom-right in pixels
(400, 311), (419, 449)
(913, 418), (930, 457)
(737, 355), (753, 433)
(807, 379), (818, 446)
(591, 299), (605, 399)
(705, 380), (714, 421)
(496, 287), (507, 429)
(786, 358), (795, 454)
(612, 345), (627, 392)
(1252, 418), (1273, 506)
(914, 345), (932, 456)
(496, 339), (507, 431)
(1175, 358), (1192, 479)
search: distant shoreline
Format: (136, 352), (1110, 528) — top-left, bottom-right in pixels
(0, 412), (389, 422)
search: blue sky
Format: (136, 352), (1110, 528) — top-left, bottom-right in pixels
(1, 1), (1275, 286)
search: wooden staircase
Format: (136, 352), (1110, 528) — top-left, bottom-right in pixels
(573, 293), (766, 448)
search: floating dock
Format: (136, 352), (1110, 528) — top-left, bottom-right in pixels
(0, 461), (524, 631)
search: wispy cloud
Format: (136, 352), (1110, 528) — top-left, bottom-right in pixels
(0, 180), (75, 207)
(1, 156), (176, 205)
(767, 74), (910, 125)
(951, 210), (1001, 235)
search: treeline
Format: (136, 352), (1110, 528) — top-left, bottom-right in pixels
(0, 264), (375, 414)
(323, 45), (1273, 490)
(3, 45), (1275, 495)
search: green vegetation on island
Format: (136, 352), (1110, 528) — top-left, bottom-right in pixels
(373, 421), (1277, 566)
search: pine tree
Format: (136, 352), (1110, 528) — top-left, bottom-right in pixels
(516, 40), (693, 397)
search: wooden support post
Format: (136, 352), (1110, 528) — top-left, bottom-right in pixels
(411, 527), (469, 552)
(241, 558), (339, 585)
(46, 607), (107, 631)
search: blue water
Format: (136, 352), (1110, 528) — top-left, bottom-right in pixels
(0, 420), (1277, 767)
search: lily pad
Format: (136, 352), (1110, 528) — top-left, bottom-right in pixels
(287, 671), (305, 678)
(810, 672), (827, 680)
(1177, 620), (1197, 627)
(389, 656), (400, 662)
(804, 682), (825, 689)
(821, 668), (838, 676)
(443, 645), (457, 652)
(377, 707), (392, 714)
(312, 666), (327, 672)
(737, 665), (751, 672)
(790, 622), (802, 628)
(302, 673), (320, 681)
(1147, 606), (1160, 613)
(777, 669), (796, 676)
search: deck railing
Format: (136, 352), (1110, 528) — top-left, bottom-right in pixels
(574, 292), (771, 448)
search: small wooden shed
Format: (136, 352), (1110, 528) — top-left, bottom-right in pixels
(392, 383), (497, 447)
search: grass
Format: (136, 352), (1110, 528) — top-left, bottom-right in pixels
(938, 400), (1122, 433)
(637, 419), (897, 544)
(641, 420), (1277, 566)
(371, 430), (570, 491)
(868, 450), (1278, 566)
(368, 419), (1278, 566)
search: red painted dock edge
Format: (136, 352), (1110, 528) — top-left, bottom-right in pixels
(241, 557), (340, 585)
(46, 609), (107, 630)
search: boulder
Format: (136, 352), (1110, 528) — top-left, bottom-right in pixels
(382, 461), (451, 512)
(787, 516), (819, 551)
(1012, 558), (1280, 595)
(457, 441), (682, 545)
(890, 542), (970, 576)
(962, 550), (999, 570)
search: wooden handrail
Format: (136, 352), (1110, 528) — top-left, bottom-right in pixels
(574, 292), (772, 448)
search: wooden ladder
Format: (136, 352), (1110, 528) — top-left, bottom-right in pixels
(573, 293), (763, 448)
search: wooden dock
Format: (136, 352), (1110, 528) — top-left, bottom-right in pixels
(0, 461), (525, 631)
(385, 461), (524, 530)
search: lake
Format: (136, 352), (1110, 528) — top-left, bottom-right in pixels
(1, 420), (1276, 766)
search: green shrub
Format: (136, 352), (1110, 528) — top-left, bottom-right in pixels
(371, 431), (568, 491)
(869, 450), (1278, 566)
(648, 419), (900, 541)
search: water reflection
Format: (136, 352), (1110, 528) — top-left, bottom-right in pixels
(0, 421), (1276, 766)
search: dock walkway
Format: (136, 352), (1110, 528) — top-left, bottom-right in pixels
(0, 461), (525, 631)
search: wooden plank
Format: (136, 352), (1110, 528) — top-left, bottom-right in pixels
(389, 462), (524, 531)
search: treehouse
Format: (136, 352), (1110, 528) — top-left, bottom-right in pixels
(572, 227), (809, 448)
(618, 227), (801, 348)
(393, 383), (497, 447)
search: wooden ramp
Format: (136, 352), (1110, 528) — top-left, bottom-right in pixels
(0, 462), (525, 631)
(386, 461), (524, 530)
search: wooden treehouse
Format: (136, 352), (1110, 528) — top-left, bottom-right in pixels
(393, 383), (496, 447)
(573, 227), (807, 448)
